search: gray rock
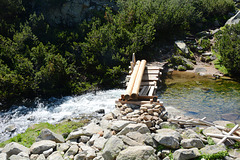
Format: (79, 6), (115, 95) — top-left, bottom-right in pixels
(118, 135), (143, 146)
(213, 121), (235, 128)
(74, 153), (86, 160)
(37, 129), (64, 143)
(100, 119), (112, 130)
(43, 148), (53, 158)
(0, 147), (3, 153)
(56, 143), (70, 152)
(154, 129), (181, 149)
(88, 134), (100, 146)
(47, 151), (64, 160)
(30, 154), (38, 160)
(160, 122), (179, 130)
(180, 138), (205, 149)
(195, 68), (207, 73)
(112, 108), (122, 118)
(93, 137), (108, 149)
(36, 154), (46, 160)
(126, 132), (154, 146)
(66, 129), (84, 140)
(202, 126), (222, 144)
(80, 136), (90, 143)
(2, 142), (30, 158)
(200, 144), (226, 155)
(83, 123), (103, 136)
(30, 140), (56, 154)
(78, 143), (96, 159)
(0, 153), (7, 160)
(103, 112), (114, 120)
(173, 148), (200, 160)
(103, 129), (112, 139)
(225, 11), (240, 26)
(9, 155), (30, 160)
(64, 145), (79, 158)
(175, 41), (189, 54)
(116, 146), (157, 160)
(117, 123), (150, 135)
(229, 149), (240, 158)
(18, 152), (29, 158)
(102, 135), (125, 160)
(93, 156), (104, 160)
(110, 120), (132, 132)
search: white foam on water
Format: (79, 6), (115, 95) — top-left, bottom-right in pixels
(0, 89), (124, 142)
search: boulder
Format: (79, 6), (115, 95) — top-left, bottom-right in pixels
(117, 123), (150, 135)
(64, 145), (79, 158)
(18, 152), (29, 158)
(9, 155), (29, 160)
(66, 129), (84, 140)
(47, 151), (64, 160)
(2, 142), (30, 158)
(225, 11), (240, 26)
(202, 126), (222, 144)
(30, 154), (38, 160)
(116, 146), (157, 160)
(175, 41), (189, 54)
(30, 140), (56, 154)
(200, 144), (226, 155)
(5, 125), (16, 132)
(83, 123), (103, 136)
(110, 120), (133, 132)
(37, 129), (64, 143)
(88, 134), (100, 146)
(118, 135), (142, 146)
(173, 148), (200, 160)
(78, 143), (96, 159)
(36, 154), (45, 160)
(102, 136), (125, 160)
(79, 136), (90, 143)
(43, 148), (53, 158)
(93, 137), (108, 149)
(126, 132), (154, 146)
(56, 143), (70, 152)
(0, 153), (7, 160)
(154, 129), (181, 149)
(180, 138), (205, 149)
(228, 148), (240, 158)
(74, 153), (86, 160)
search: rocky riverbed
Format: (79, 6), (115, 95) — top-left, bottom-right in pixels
(1, 103), (240, 160)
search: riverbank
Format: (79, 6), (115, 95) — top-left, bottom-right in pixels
(1, 103), (240, 160)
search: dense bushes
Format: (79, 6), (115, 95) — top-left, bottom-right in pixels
(215, 23), (240, 77)
(0, 0), (236, 107)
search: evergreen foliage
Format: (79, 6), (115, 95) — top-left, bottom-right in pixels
(0, 0), (235, 107)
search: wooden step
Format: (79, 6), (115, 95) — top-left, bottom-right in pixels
(139, 86), (150, 96)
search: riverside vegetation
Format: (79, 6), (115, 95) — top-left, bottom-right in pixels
(0, 0), (237, 108)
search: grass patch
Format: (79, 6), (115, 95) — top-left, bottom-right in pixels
(0, 119), (88, 148)
(199, 151), (228, 160)
(226, 123), (235, 129)
(207, 136), (215, 145)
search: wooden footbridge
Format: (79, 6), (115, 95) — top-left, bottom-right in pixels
(116, 53), (163, 105)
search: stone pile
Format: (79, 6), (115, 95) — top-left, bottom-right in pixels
(0, 104), (239, 160)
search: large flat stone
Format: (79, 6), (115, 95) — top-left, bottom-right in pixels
(110, 120), (133, 132)
(173, 148), (200, 160)
(30, 140), (56, 154)
(117, 123), (150, 135)
(37, 129), (64, 143)
(2, 142), (30, 159)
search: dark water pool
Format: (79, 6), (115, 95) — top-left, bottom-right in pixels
(158, 71), (240, 122)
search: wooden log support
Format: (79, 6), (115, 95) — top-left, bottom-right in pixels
(124, 60), (140, 100)
(217, 124), (239, 145)
(206, 133), (240, 141)
(131, 60), (147, 99)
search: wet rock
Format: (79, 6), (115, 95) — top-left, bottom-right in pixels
(102, 136), (125, 160)
(47, 151), (64, 160)
(5, 125), (16, 132)
(36, 154), (45, 160)
(175, 41), (189, 54)
(9, 155), (29, 160)
(95, 109), (105, 114)
(64, 145), (79, 158)
(0, 153), (7, 160)
(110, 120), (133, 132)
(2, 142), (30, 159)
(154, 129), (181, 149)
(225, 10), (240, 26)
(180, 138), (205, 149)
(200, 144), (226, 155)
(116, 146), (157, 160)
(37, 129), (64, 143)
(173, 148), (200, 160)
(30, 140), (56, 154)
(117, 123), (150, 135)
